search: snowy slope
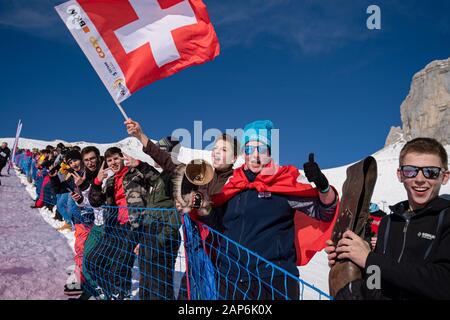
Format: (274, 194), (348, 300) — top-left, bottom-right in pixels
(2, 136), (450, 297)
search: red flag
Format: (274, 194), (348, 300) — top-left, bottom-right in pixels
(56, 0), (220, 103)
(211, 163), (340, 266)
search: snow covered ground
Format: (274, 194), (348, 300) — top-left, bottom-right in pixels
(1, 136), (449, 298)
(0, 173), (73, 299)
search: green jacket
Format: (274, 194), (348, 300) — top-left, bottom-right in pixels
(142, 141), (181, 235)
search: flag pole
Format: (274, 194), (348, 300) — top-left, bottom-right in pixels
(115, 103), (129, 120)
(8, 119), (22, 174)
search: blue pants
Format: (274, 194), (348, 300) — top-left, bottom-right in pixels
(31, 161), (38, 181)
(42, 178), (56, 206)
(35, 174), (45, 201)
(57, 193), (72, 224)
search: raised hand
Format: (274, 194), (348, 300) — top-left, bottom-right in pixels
(303, 153), (329, 192)
(70, 191), (83, 203)
(72, 171), (86, 187)
(96, 161), (108, 183)
(124, 118), (149, 146)
(125, 118), (142, 138)
(122, 153), (140, 168)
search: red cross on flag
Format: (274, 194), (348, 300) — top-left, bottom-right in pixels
(55, 0), (220, 104)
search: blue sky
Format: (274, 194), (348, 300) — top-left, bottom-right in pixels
(1, 0), (449, 168)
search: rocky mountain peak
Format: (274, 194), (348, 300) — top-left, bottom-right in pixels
(386, 57), (450, 146)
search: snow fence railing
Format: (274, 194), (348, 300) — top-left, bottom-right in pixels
(87, 206), (332, 300)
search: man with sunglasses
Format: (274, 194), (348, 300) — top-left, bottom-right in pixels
(211, 120), (338, 300)
(326, 137), (450, 299)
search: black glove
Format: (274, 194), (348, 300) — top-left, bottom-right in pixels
(303, 153), (329, 192)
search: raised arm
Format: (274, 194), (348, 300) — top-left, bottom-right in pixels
(142, 139), (177, 173)
(125, 118), (177, 173)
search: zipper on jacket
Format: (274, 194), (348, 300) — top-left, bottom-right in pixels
(397, 218), (410, 263)
(237, 193), (246, 244)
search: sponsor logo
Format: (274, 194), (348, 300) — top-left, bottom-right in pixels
(66, 5), (90, 33)
(89, 37), (106, 59)
(113, 78), (128, 97)
(417, 232), (436, 241)
(104, 62), (119, 77)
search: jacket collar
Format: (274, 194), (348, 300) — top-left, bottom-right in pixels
(390, 195), (450, 219)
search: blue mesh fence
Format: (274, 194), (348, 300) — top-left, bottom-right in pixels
(183, 214), (331, 300)
(13, 154), (332, 300)
(82, 206), (188, 300)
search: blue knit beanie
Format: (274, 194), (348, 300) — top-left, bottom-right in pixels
(241, 120), (274, 148)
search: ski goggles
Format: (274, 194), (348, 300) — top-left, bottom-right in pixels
(244, 145), (270, 155)
(400, 165), (444, 180)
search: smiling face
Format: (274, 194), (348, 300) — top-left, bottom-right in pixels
(211, 138), (236, 171)
(68, 159), (82, 172)
(398, 152), (450, 211)
(244, 141), (272, 174)
(106, 153), (124, 174)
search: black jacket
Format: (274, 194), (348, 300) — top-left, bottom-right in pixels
(0, 146), (11, 162)
(343, 195), (450, 300)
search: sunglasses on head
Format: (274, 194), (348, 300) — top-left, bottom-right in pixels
(244, 145), (270, 155)
(400, 165), (443, 180)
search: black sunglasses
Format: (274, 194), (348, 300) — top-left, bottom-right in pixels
(400, 165), (444, 180)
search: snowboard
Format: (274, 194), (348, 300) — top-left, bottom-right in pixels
(328, 156), (378, 297)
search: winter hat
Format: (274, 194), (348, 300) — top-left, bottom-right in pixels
(369, 203), (380, 213)
(242, 120), (274, 148)
(65, 150), (82, 163)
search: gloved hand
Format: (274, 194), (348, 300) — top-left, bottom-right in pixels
(303, 153), (330, 192)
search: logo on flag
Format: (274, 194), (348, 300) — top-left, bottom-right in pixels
(56, 0), (220, 104)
